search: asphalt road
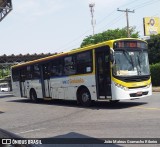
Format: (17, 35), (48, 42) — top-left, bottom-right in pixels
(0, 92), (160, 146)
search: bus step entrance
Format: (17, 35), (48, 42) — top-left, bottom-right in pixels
(43, 97), (52, 101)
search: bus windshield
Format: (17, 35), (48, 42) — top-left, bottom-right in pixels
(113, 50), (150, 76)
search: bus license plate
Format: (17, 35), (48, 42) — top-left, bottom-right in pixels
(136, 91), (142, 96)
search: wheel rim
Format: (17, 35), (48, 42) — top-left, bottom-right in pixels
(81, 92), (90, 103)
(31, 93), (34, 100)
(31, 91), (36, 101)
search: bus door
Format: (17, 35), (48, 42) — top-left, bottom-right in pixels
(95, 46), (111, 99)
(42, 64), (51, 98)
(20, 69), (27, 97)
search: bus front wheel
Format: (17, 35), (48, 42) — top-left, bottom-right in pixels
(30, 89), (38, 102)
(78, 88), (91, 107)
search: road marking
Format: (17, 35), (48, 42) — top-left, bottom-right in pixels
(17, 128), (46, 134)
(0, 108), (6, 112)
(133, 106), (160, 111)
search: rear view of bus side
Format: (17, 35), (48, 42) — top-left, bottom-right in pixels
(11, 38), (152, 106)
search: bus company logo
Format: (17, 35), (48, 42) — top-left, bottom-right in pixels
(70, 78), (84, 84)
(131, 83), (138, 87)
(132, 82), (145, 87)
(62, 80), (70, 84)
(62, 78), (84, 84)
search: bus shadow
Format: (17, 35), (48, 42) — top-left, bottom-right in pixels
(44, 132), (122, 147)
(0, 128), (122, 147)
(8, 98), (147, 110)
(91, 101), (147, 110)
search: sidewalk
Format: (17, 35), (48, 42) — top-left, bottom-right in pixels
(152, 87), (160, 92)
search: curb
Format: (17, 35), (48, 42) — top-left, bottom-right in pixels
(152, 87), (160, 92)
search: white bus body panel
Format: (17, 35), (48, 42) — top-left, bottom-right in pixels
(20, 82), (27, 97)
(12, 81), (21, 97)
(111, 81), (152, 100)
(44, 80), (50, 97)
(49, 75), (97, 101)
(25, 80), (43, 99)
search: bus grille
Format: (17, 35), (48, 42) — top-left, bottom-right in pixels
(130, 91), (148, 97)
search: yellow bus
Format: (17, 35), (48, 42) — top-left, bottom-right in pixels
(11, 38), (152, 106)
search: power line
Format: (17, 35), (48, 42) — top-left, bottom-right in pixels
(57, 0), (159, 53)
(57, 1), (140, 52)
(96, 10), (115, 26)
(117, 8), (135, 37)
(131, 0), (160, 10)
(119, 0), (139, 8)
(96, 13), (124, 33)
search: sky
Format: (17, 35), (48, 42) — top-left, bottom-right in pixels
(0, 0), (160, 55)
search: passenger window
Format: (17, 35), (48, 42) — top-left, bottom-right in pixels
(33, 64), (41, 79)
(12, 69), (20, 82)
(26, 66), (32, 79)
(64, 56), (76, 75)
(76, 51), (92, 74)
(43, 64), (50, 79)
(20, 67), (27, 82)
(50, 59), (64, 76)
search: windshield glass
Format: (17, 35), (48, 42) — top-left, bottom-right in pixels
(113, 50), (150, 76)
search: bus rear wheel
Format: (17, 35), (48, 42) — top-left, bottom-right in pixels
(30, 89), (38, 102)
(78, 88), (91, 107)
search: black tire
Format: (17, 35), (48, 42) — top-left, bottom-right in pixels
(30, 89), (38, 102)
(78, 88), (92, 107)
(109, 100), (120, 103)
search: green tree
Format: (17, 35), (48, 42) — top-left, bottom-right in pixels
(147, 34), (160, 64)
(0, 65), (11, 79)
(81, 27), (139, 47)
(150, 63), (160, 86)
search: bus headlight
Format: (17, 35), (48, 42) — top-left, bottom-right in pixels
(146, 83), (151, 88)
(114, 82), (129, 91)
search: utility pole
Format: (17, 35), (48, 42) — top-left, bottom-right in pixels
(117, 8), (134, 38)
(89, 2), (96, 36)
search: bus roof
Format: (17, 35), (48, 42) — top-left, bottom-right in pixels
(12, 38), (146, 69)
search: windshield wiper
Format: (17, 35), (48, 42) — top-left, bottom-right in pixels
(123, 50), (134, 69)
(136, 52), (143, 75)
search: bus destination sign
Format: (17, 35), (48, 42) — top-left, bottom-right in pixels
(114, 41), (147, 49)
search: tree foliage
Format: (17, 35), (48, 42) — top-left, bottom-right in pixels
(150, 63), (160, 86)
(147, 34), (160, 64)
(0, 66), (10, 79)
(81, 27), (139, 47)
